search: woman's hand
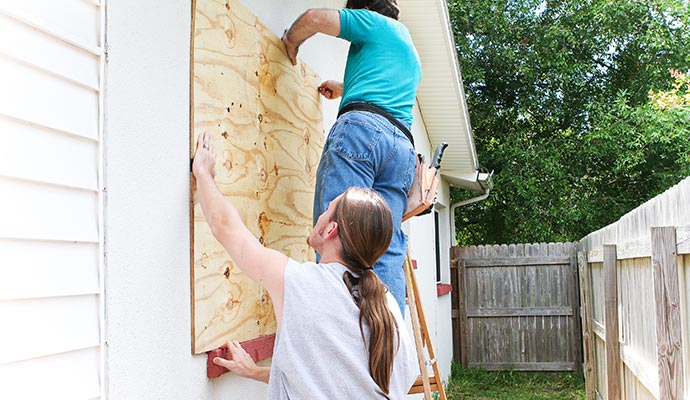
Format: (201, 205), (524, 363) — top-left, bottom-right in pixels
(213, 341), (271, 383)
(192, 131), (216, 180)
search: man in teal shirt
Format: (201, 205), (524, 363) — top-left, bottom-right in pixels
(283, 0), (422, 314)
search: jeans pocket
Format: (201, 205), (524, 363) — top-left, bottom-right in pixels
(331, 114), (383, 161)
(402, 147), (416, 194)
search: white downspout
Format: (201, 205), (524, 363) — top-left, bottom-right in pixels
(450, 186), (491, 245)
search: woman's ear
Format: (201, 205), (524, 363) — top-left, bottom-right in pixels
(325, 221), (339, 239)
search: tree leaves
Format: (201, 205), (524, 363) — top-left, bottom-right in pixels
(450, 0), (690, 245)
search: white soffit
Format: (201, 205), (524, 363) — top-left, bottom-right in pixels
(399, 0), (490, 192)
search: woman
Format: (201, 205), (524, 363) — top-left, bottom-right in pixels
(193, 132), (418, 399)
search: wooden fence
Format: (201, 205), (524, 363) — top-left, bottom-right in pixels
(577, 177), (690, 400)
(451, 242), (581, 371)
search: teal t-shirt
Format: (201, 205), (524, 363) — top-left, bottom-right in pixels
(338, 9), (422, 125)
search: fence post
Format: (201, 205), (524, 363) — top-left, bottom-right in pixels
(578, 250), (596, 399)
(450, 247), (460, 365)
(604, 244), (621, 400)
(456, 258), (468, 368)
(571, 251), (583, 370)
(450, 246), (469, 367)
(651, 227), (684, 400)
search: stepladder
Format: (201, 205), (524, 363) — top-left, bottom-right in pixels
(405, 252), (448, 400)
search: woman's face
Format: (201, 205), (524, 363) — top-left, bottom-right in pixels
(306, 193), (344, 250)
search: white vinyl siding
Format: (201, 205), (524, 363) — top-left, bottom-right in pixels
(0, 0), (103, 398)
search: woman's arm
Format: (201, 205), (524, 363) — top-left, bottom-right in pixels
(192, 132), (287, 311)
(213, 341), (271, 383)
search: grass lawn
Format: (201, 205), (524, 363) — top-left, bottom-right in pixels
(445, 363), (586, 400)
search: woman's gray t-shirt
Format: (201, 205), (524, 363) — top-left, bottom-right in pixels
(267, 259), (419, 399)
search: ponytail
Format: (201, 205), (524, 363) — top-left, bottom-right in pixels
(335, 188), (398, 394)
(358, 270), (399, 393)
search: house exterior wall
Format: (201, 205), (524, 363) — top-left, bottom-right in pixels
(106, 0), (452, 399)
(0, 0), (103, 398)
(407, 107), (455, 387)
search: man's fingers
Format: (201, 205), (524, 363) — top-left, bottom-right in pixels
(281, 33), (297, 65)
(318, 86), (333, 99)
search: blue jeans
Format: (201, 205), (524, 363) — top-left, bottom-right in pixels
(314, 111), (416, 314)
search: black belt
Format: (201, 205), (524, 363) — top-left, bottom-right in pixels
(337, 102), (414, 147)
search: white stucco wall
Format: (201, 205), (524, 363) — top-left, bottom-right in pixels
(104, 0), (213, 398)
(406, 105), (455, 387)
(104, 0), (451, 398)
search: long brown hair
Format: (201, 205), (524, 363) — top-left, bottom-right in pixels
(345, 0), (400, 20)
(334, 187), (398, 394)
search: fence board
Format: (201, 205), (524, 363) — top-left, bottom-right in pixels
(464, 256), (571, 267)
(620, 343), (660, 398)
(579, 250), (597, 399)
(683, 254), (690, 400)
(619, 257), (657, 379)
(571, 252), (583, 374)
(604, 244), (622, 400)
(451, 251), (468, 367)
(622, 364), (657, 400)
(651, 227), (684, 400)
(466, 307), (573, 317)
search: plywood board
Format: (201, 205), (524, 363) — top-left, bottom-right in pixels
(191, 0), (323, 354)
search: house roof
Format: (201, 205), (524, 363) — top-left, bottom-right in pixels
(399, 0), (493, 193)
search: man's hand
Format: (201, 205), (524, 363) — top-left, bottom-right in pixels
(192, 131), (216, 179)
(281, 30), (299, 66)
(318, 80), (343, 100)
(213, 341), (271, 383)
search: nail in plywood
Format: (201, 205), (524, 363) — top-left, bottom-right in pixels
(190, 0), (324, 354)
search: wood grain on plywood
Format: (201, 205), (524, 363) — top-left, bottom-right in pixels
(191, 0), (323, 354)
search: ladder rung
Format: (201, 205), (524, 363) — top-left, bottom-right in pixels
(408, 375), (441, 394)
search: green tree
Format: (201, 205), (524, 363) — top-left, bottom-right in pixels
(450, 0), (690, 245)
(581, 71), (690, 226)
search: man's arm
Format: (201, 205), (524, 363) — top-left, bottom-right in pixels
(192, 132), (287, 304)
(282, 9), (340, 65)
